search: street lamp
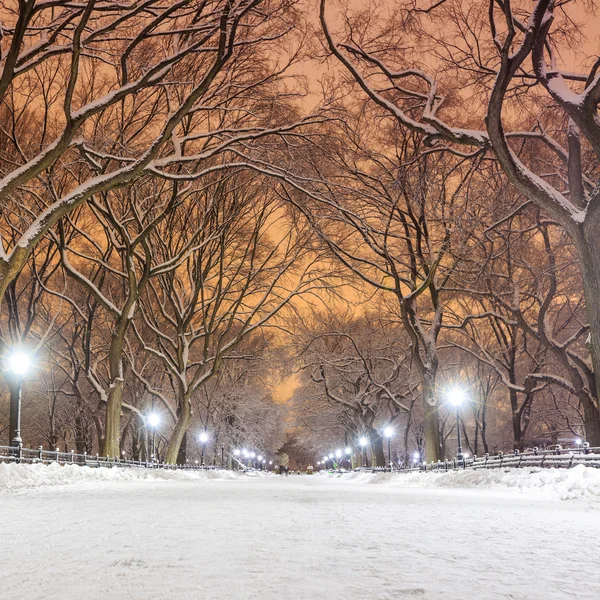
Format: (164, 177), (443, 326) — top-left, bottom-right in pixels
(5, 349), (33, 453)
(412, 451), (420, 467)
(384, 426), (394, 471)
(199, 431), (209, 466)
(359, 436), (368, 468)
(448, 386), (465, 460)
(147, 413), (160, 463)
(345, 446), (352, 469)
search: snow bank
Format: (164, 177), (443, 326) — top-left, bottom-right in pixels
(326, 465), (600, 501)
(0, 462), (265, 491)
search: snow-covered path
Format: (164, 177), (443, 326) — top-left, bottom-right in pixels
(2, 473), (599, 599)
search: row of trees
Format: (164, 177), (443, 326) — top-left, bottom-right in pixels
(2, 0), (599, 465)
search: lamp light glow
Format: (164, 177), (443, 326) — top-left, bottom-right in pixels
(7, 351), (31, 376)
(448, 386), (465, 407)
(147, 413), (160, 428)
(384, 426), (394, 438)
(359, 437), (368, 447)
(199, 432), (208, 443)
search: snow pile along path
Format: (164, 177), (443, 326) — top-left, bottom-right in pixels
(328, 464), (600, 501)
(0, 461), (262, 491)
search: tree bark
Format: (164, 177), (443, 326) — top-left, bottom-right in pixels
(103, 378), (124, 457)
(422, 374), (442, 462)
(576, 221), (600, 446)
(176, 431), (188, 466)
(165, 393), (192, 464)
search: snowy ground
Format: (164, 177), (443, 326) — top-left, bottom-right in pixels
(1, 464), (600, 600)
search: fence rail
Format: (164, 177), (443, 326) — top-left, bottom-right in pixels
(361, 446), (600, 474)
(0, 445), (232, 471)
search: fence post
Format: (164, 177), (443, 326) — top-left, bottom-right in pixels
(70, 449), (74, 464)
(38, 446), (43, 462)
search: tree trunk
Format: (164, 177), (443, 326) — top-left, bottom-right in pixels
(103, 378), (124, 457)
(509, 389), (525, 451)
(165, 394), (192, 464)
(576, 225), (600, 446)
(366, 428), (385, 467)
(176, 431), (188, 465)
(581, 395), (600, 446)
(422, 374), (442, 462)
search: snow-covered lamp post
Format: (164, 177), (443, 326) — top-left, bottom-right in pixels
(5, 349), (33, 455)
(359, 436), (368, 468)
(147, 413), (160, 463)
(448, 387), (465, 461)
(199, 431), (209, 466)
(384, 427), (394, 471)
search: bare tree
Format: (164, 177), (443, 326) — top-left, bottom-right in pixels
(133, 176), (330, 463)
(0, 0), (313, 304)
(293, 310), (414, 466)
(319, 0), (600, 441)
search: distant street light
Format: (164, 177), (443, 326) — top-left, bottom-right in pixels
(5, 349), (33, 453)
(448, 386), (465, 461)
(345, 447), (352, 469)
(384, 427), (394, 471)
(147, 413), (160, 463)
(199, 431), (209, 466)
(359, 436), (368, 468)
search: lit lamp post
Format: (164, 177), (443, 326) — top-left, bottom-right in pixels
(359, 437), (368, 468)
(250, 451), (256, 468)
(384, 426), (394, 471)
(345, 447), (352, 469)
(335, 449), (342, 468)
(199, 432), (209, 465)
(147, 413), (160, 463)
(6, 350), (32, 456)
(448, 387), (465, 462)
(412, 451), (420, 468)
